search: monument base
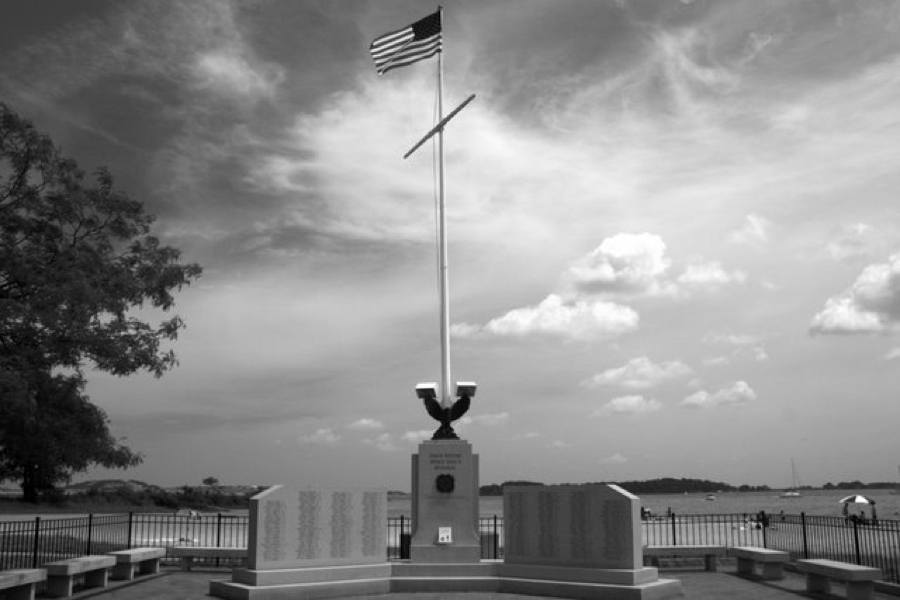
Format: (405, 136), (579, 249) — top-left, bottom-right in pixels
(210, 562), (682, 600)
(410, 439), (480, 563)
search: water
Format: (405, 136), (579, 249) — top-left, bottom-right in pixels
(388, 489), (900, 519)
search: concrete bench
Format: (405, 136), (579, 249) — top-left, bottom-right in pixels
(643, 545), (727, 571)
(45, 555), (116, 597)
(107, 547), (166, 580)
(0, 569), (46, 600)
(730, 546), (789, 580)
(169, 546), (247, 571)
(796, 558), (881, 600)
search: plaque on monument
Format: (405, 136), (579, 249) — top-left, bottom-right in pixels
(248, 485), (387, 570)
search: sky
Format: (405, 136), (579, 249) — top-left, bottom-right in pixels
(2, 0), (900, 491)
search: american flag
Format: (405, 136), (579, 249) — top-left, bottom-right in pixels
(370, 11), (441, 76)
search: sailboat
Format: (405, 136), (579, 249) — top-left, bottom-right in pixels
(781, 459), (801, 498)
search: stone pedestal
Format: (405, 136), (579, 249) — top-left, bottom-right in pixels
(410, 439), (480, 562)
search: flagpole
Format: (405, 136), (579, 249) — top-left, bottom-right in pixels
(436, 6), (452, 408)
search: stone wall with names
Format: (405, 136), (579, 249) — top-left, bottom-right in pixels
(248, 485), (387, 569)
(503, 483), (641, 569)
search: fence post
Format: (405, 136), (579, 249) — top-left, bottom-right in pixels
(852, 519), (861, 564)
(32, 517), (41, 569)
(216, 513), (223, 567)
(669, 512), (677, 546)
(762, 520), (767, 548)
(127, 512), (134, 549)
(801, 512), (808, 559)
(493, 514), (498, 559)
(86, 513), (94, 555)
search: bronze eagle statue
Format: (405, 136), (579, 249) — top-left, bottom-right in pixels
(422, 393), (471, 440)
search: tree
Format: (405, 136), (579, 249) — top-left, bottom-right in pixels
(0, 103), (202, 502)
(202, 477), (219, 487)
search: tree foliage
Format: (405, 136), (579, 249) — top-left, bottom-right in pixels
(0, 102), (201, 501)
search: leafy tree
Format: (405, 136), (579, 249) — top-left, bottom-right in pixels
(0, 103), (201, 502)
(202, 476), (219, 487)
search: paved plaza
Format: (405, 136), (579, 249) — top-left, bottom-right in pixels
(62, 565), (899, 600)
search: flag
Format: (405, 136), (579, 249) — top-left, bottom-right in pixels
(370, 10), (441, 75)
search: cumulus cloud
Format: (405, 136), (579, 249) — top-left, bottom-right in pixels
(299, 428), (340, 445)
(452, 294), (639, 340)
(592, 395), (662, 416)
(567, 233), (673, 295)
(347, 418), (384, 430)
(363, 432), (397, 452)
(810, 254), (900, 334)
(729, 213), (771, 245)
(681, 381), (756, 408)
(678, 261), (747, 286)
(600, 452), (628, 464)
(885, 348), (900, 361)
(402, 430), (432, 444)
(582, 356), (692, 389)
(460, 412), (510, 426)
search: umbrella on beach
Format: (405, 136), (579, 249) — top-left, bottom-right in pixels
(838, 495), (875, 505)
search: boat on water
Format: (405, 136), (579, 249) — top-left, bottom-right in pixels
(781, 458), (802, 498)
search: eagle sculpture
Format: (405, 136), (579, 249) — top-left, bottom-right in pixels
(423, 393), (471, 440)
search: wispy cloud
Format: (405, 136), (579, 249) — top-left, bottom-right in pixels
(299, 428), (340, 445)
(681, 381), (756, 409)
(582, 357), (692, 390)
(592, 395), (662, 416)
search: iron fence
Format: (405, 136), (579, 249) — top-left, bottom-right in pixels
(1, 511), (898, 583)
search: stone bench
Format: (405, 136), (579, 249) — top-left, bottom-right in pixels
(169, 546), (247, 571)
(0, 569), (46, 600)
(643, 545), (727, 571)
(795, 558), (881, 600)
(108, 547), (166, 580)
(45, 555), (116, 597)
(730, 546), (789, 580)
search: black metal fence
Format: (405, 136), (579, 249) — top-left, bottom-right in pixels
(2, 511), (898, 583)
(642, 512), (900, 583)
(386, 515), (504, 560)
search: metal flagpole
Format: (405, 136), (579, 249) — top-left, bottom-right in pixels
(436, 5), (451, 408)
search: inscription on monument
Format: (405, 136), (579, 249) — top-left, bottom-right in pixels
(296, 491), (320, 560)
(428, 452), (463, 472)
(261, 500), (286, 562)
(330, 491), (352, 558)
(360, 492), (380, 557)
(603, 500), (627, 560)
(569, 489), (588, 560)
(506, 491), (526, 557)
(537, 490), (558, 559)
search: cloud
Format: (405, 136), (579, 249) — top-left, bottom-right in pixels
(885, 348), (900, 361)
(810, 254), (900, 334)
(191, 50), (284, 98)
(681, 381), (756, 408)
(600, 452), (628, 464)
(729, 214), (771, 245)
(567, 233), (673, 296)
(827, 223), (874, 262)
(460, 412), (510, 426)
(582, 356), (692, 390)
(549, 440), (572, 449)
(362, 433), (397, 452)
(402, 430), (432, 444)
(347, 418), (384, 431)
(299, 428), (340, 445)
(592, 395), (662, 416)
(452, 294), (639, 340)
(678, 261), (747, 287)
